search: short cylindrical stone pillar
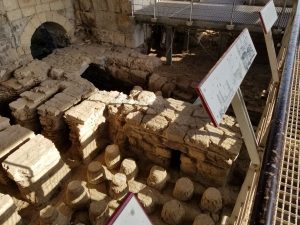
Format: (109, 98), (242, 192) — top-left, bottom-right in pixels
(147, 165), (168, 191)
(200, 187), (223, 213)
(105, 144), (121, 170)
(173, 177), (194, 201)
(87, 161), (105, 184)
(137, 191), (157, 214)
(119, 158), (138, 180)
(65, 180), (90, 210)
(193, 214), (215, 225)
(89, 200), (109, 224)
(109, 173), (128, 199)
(161, 200), (185, 225)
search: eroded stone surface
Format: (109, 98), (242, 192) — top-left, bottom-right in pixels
(0, 194), (22, 225)
(161, 200), (185, 225)
(200, 187), (223, 213)
(2, 134), (71, 204)
(173, 177), (194, 201)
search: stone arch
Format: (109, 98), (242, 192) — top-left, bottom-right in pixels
(20, 12), (74, 56)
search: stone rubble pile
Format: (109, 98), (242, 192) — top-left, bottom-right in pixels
(37, 82), (95, 150)
(0, 124), (35, 184)
(86, 88), (242, 186)
(9, 80), (61, 132)
(64, 100), (107, 163)
(2, 134), (71, 204)
(0, 194), (22, 225)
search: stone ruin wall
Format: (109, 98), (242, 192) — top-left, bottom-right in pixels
(0, 0), (76, 80)
(75, 0), (145, 48)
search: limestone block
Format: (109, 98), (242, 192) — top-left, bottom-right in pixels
(21, 6), (36, 17)
(2, 134), (71, 204)
(142, 115), (169, 133)
(7, 9), (22, 21)
(180, 154), (197, 175)
(0, 125), (34, 159)
(161, 200), (185, 225)
(193, 214), (215, 225)
(184, 128), (210, 150)
(173, 177), (194, 201)
(200, 187), (222, 213)
(18, 0), (36, 7)
(164, 123), (188, 143)
(50, 0), (64, 10)
(125, 111), (144, 126)
(0, 194), (22, 225)
(3, 0), (19, 11)
(36, 3), (51, 13)
(0, 116), (10, 131)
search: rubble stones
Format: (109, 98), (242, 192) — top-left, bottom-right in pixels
(200, 187), (223, 213)
(147, 166), (168, 191)
(173, 177), (194, 201)
(161, 200), (185, 225)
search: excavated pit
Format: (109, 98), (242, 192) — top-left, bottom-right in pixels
(0, 38), (271, 224)
(81, 64), (134, 95)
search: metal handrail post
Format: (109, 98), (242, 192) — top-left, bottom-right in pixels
(189, 0), (194, 22)
(131, 0), (134, 17)
(230, 0), (237, 25)
(154, 0), (157, 19)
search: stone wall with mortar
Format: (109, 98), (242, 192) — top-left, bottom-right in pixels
(0, 0), (75, 78)
(75, 0), (146, 48)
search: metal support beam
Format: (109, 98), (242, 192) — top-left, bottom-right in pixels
(232, 88), (260, 166)
(166, 26), (173, 65)
(264, 32), (280, 82)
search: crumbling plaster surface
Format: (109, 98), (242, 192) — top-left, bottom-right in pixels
(0, 0), (75, 78)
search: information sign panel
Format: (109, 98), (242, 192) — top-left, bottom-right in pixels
(107, 193), (153, 225)
(259, 0), (278, 33)
(196, 29), (257, 126)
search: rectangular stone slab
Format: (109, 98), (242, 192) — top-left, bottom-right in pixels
(0, 125), (34, 159)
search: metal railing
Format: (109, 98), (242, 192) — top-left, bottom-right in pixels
(250, 0), (300, 224)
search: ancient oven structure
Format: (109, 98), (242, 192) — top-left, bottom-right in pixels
(0, 1), (273, 225)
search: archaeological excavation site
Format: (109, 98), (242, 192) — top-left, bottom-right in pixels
(1, 0), (300, 225)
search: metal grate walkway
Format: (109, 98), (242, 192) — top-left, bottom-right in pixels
(274, 43), (300, 225)
(133, 1), (292, 32)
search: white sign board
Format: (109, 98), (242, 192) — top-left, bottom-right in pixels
(107, 193), (153, 225)
(196, 29), (257, 126)
(259, 0), (278, 33)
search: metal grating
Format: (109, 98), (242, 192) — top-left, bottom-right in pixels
(274, 44), (300, 225)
